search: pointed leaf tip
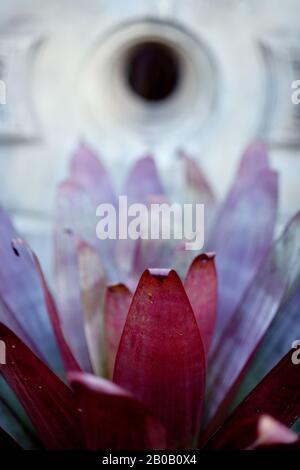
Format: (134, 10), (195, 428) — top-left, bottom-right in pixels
(0, 231), (61, 373)
(237, 141), (269, 176)
(253, 415), (299, 448)
(184, 253), (217, 356)
(69, 143), (115, 205)
(113, 268), (206, 448)
(125, 156), (165, 204)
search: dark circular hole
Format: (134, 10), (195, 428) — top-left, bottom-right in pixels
(126, 41), (180, 102)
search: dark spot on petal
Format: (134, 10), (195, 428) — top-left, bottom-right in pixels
(11, 245), (20, 257)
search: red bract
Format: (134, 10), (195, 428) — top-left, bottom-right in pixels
(184, 253), (217, 356)
(0, 322), (83, 449)
(113, 269), (206, 449)
(69, 372), (167, 450)
(0, 141), (299, 450)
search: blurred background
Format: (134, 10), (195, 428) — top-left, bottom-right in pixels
(0, 0), (300, 274)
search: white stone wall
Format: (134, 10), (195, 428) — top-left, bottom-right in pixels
(0, 0), (299, 276)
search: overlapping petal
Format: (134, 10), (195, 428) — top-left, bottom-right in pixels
(180, 150), (216, 236)
(69, 142), (116, 206)
(238, 283), (300, 402)
(113, 269), (206, 448)
(69, 372), (167, 450)
(0, 209), (61, 372)
(209, 142), (278, 345)
(124, 156), (165, 205)
(0, 140), (299, 452)
(0, 323), (84, 449)
(206, 347), (300, 449)
(21, 241), (81, 373)
(54, 229), (92, 372)
(76, 239), (107, 375)
(184, 253), (217, 356)
(206, 211), (300, 425)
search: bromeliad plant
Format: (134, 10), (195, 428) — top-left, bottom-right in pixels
(0, 141), (300, 450)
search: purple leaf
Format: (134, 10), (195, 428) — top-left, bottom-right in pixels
(56, 180), (97, 248)
(104, 284), (133, 378)
(184, 253), (217, 356)
(76, 239), (107, 375)
(179, 150), (216, 236)
(238, 283), (300, 403)
(113, 269), (205, 448)
(237, 141), (270, 177)
(56, 180), (118, 283)
(0, 323), (84, 449)
(69, 142), (116, 205)
(209, 142), (278, 345)
(0, 209), (60, 371)
(124, 156), (165, 205)
(179, 151), (215, 205)
(22, 241), (81, 373)
(118, 156), (166, 279)
(54, 229), (92, 372)
(69, 372), (167, 450)
(206, 211), (300, 424)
